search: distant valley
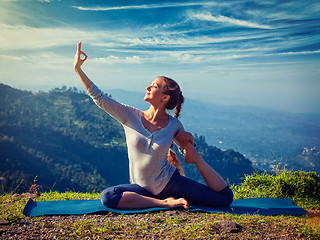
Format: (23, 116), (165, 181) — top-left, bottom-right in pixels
(107, 88), (320, 174)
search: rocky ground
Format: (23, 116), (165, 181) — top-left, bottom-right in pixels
(1, 209), (319, 239)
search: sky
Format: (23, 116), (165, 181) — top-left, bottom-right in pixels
(0, 0), (319, 113)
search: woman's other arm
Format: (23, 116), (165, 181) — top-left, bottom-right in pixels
(175, 130), (228, 192)
(74, 42), (91, 90)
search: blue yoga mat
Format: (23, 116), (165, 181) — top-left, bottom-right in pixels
(23, 198), (307, 217)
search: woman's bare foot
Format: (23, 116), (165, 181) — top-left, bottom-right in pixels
(164, 197), (189, 209)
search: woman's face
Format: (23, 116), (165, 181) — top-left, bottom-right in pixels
(144, 77), (168, 105)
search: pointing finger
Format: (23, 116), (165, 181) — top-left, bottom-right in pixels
(77, 42), (82, 52)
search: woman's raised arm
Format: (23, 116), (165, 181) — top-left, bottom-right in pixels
(74, 42), (92, 90)
(73, 42), (132, 124)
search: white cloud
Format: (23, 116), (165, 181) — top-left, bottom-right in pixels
(125, 56), (141, 63)
(93, 55), (141, 64)
(0, 54), (28, 61)
(0, 21), (273, 60)
(0, 51), (71, 70)
(0, 20), (318, 70)
(0, 24), (108, 50)
(274, 50), (320, 56)
(169, 52), (202, 62)
(0, 0), (54, 2)
(120, 33), (270, 48)
(72, 2), (220, 11)
(191, 12), (272, 29)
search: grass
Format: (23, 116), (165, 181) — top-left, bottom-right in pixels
(232, 170), (320, 209)
(1, 170), (320, 239)
(0, 191), (100, 224)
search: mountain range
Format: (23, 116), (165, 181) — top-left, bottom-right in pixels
(0, 83), (256, 193)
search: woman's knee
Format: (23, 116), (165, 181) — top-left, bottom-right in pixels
(203, 186), (233, 207)
(100, 187), (123, 209)
(221, 186), (234, 207)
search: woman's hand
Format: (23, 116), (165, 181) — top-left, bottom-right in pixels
(73, 42), (92, 90)
(175, 130), (200, 164)
(73, 42), (88, 71)
(175, 130), (195, 149)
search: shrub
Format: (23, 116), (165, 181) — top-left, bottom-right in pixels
(232, 170), (320, 209)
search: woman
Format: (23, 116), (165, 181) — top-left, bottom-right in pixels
(74, 42), (233, 210)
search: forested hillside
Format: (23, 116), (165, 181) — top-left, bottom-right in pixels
(181, 134), (254, 185)
(108, 89), (320, 174)
(0, 83), (255, 193)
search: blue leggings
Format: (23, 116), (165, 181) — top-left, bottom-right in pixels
(100, 170), (233, 209)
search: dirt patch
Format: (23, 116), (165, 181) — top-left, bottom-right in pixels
(1, 210), (318, 239)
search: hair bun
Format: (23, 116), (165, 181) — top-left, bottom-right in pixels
(179, 91), (184, 104)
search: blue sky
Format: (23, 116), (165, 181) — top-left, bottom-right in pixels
(1, 0), (319, 112)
